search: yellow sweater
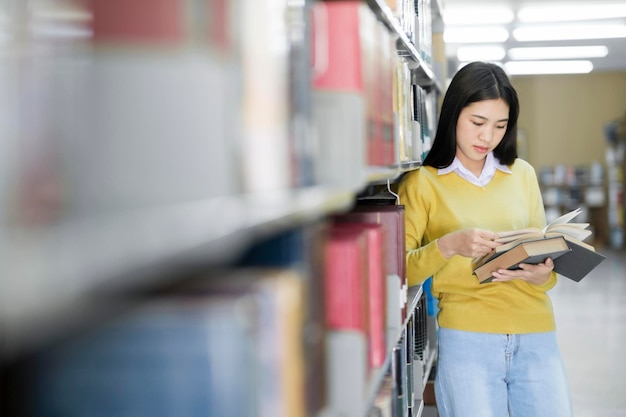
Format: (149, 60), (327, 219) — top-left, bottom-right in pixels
(398, 159), (558, 334)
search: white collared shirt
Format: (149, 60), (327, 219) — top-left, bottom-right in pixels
(438, 152), (512, 187)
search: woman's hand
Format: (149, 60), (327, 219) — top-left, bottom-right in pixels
(437, 228), (501, 259)
(491, 258), (554, 285)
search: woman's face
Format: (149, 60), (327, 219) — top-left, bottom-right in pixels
(455, 98), (509, 175)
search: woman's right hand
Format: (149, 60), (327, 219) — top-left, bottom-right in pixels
(436, 228), (501, 259)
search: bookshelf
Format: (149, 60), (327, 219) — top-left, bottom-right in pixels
(0, 0), (443, 416)
(604, 115), (626, 249)
(538, 163), (609, 247)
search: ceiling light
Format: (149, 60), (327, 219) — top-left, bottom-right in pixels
(518, 3), (626, 23)
(514, 24), (626, 41)
(504, 60), (594, 75)
(457, 46), (506, 61)
(508, 46), (609, 60)
(444, 6), (514, 25)
(444, 27), (509, 43)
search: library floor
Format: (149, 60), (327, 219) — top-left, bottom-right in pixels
(550, 246), (626, 417)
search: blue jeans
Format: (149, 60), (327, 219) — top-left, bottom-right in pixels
(435, 327), (572, 417)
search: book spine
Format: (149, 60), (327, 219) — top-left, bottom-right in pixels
(310, 1), (367, 188)
(323, 227), (370, 335)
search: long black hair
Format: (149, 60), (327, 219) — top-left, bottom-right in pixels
(423, 61), (519, 168)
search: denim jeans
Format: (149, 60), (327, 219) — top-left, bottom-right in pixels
(435, 327), (573, 417)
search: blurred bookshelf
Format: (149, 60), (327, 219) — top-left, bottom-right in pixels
(0, 0), (443, 416)
(538, 163), (609, 248)
(604, 113), (626, 250)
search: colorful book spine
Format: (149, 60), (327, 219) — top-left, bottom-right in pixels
(329, 222), (388, 370)
(341, 205), (409, 320)
(77, 0), (241, 214)
(323, 225), (370, 335)
(27, 269), (307, 417)
(311, 1), (395, 187)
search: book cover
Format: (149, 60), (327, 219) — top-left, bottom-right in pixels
(91, 0), (183, 44)
(376, 23), (395, 166)
(552, 238), (607, 282)
(233, 225), (327, 415)
(323, 226), (370, 334)
(473, 236), (572, 283)
(239, 0), (291, 192)
(310, 1), (385, 186)
(345, 205), (407, 284)
(30, 290), (264, 417)
(325, 330), (368, 417)
(370, 375), (394, 417)
(26, 269), (307, 417)
(472, 207), (592, 267)
(331, 222), (387, 370)
(162, 269), (309, 417)
(334, 205), (408, 321)
(473, 208), (606, 283)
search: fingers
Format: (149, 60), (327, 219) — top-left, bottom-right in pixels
(490, 259), (553, 284)
(476, 230), (500, 253)
(478, 230), (500, 241)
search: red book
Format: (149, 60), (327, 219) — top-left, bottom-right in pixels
(323, 225), (370, 336)
(311, 2), (365, 92)
(331, 223), (387, 369)
(91, 0), (183, 44)
(368, 20), (395, 166)
(311, 1), (387, 167)
(336, 205), (408, 320)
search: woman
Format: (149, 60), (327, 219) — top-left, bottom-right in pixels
(398, 62), (572, 417)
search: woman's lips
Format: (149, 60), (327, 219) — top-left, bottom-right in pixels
(474, 146), (489, 153)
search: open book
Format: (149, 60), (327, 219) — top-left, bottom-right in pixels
(473, 236), (572, 283)
(473, 208), (591, 266)
(472, 208), (606, 283)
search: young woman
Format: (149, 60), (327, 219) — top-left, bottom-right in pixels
(398, 62), (572, 417)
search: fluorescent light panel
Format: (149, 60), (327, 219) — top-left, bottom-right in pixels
(444, 27), (509, 43)
(514, 24), (626, 41)
(457, 46), (506, 61)
(508, 46), (609, 60)
(504, 60), (594, 75)
(444, 6), (514, 25)
(518, 3), (626, 23)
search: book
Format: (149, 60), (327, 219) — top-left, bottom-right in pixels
(472, 207), (606, 283)
(472, 207), (591, 267)
(310, 1), (395, 186)
(325, 330), (368, 417)
(329, 222), (387, 370)
(29, 268), (307, 417)
(552, 238), (607, 282)
(370, 375), (394, 417)
(357, 224), (388, 369)
(232, 225), (328, 416)
(473, 236), (573, 283)
(335, 204), (408, 320)
(323, 225), (370, 334)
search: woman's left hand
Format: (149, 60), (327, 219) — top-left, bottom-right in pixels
(490, 257), (554, 285)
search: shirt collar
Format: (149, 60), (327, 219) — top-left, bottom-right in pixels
(438, 153), (512, 187)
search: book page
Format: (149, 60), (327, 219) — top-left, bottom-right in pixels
(495, 208), (587, 244)
(473, 208), (592, 266)
(495, 229), (542, 243)
(545, 225), (592, 242)
(543, 207), (582, 232)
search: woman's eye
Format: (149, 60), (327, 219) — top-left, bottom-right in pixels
(496, 125), (506, 129)
(472, 121), (483, 126)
